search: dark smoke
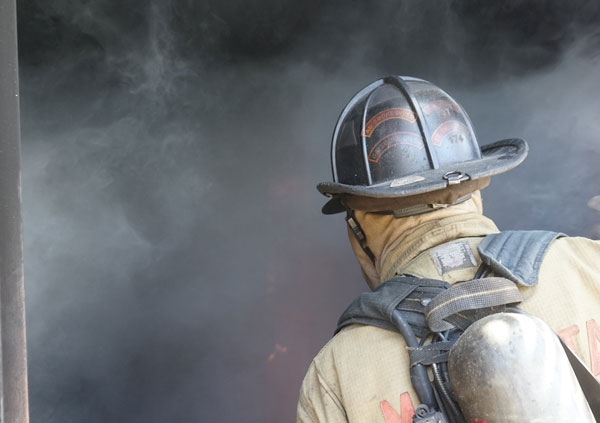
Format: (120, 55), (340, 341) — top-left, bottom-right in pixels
(17, 1), (600, 421)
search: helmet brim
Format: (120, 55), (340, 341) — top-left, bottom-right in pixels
(317, 138), (528, 215)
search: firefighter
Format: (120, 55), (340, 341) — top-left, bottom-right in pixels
(297, 76), (600, 422)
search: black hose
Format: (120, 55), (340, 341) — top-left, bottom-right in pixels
(432, 382), (454, 423)
(432, 362), (464, 423)
(391, 310), (436, 409)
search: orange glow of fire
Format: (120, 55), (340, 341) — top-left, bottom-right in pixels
(267, 344), (288, 362)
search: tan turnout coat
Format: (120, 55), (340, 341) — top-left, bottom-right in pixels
(297, 212), (600, 423)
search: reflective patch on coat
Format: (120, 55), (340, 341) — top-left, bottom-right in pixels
(429, 240), (477, 275)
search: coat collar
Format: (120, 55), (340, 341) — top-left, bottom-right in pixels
(378, 213), (499, 286)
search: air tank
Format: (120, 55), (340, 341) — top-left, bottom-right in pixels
(448, 313), (595, 423)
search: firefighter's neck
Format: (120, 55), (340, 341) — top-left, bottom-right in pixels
(347, 192), (498, 290)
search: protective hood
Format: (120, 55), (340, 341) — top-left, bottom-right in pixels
(347, 192), (488, 290)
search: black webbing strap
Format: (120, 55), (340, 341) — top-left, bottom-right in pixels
(336, 276), (449, 335)
(407, 341), (453, 367)
(425, 277), (523, 332)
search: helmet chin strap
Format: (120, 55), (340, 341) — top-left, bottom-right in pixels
(345, 208), (376, 265)
(389, 194), (472, 218)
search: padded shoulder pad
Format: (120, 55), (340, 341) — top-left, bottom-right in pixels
(335, 277), (448, 334)
(477, 231), (564, 287)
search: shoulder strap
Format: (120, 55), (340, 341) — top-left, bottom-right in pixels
(477, 230), (564, 287)
(335, 277), (449, 335)
(336, 276), (522, 335)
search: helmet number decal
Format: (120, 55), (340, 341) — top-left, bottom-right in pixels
(431, 120), (470, 147)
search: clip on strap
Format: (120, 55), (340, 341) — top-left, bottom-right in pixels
(345, 209), (376, 264)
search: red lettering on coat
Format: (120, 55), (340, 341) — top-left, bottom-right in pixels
(380, 392), (415, 423)
(558, 324), (581, 357)
(586, 319), (600, 375)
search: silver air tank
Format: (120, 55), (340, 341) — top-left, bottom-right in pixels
(448, 313), (595, 423)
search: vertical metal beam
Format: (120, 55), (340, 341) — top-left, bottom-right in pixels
(0, 0), (30, 422)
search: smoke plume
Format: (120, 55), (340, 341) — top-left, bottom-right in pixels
(17, 1), (600, 421)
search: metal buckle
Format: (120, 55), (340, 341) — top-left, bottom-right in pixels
(443, 171), (470, 185)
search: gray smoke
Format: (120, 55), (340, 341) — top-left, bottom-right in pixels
(17, 1), (600, 422)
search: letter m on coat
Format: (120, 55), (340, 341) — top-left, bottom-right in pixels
(380, 393), (415, 423)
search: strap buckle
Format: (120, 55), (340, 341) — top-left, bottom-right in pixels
(443, 171), (470, 185)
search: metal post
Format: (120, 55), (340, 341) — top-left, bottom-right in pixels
(0, 0), (30, 422)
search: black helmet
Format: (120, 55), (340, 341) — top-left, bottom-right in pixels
(317, 76), (528, 214)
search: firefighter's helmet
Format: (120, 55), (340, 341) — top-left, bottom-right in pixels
(317, 76), (528, 214)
